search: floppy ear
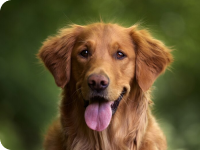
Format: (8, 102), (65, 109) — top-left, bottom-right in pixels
(38, 25), (82, 88)
(130, 25), (173, 91)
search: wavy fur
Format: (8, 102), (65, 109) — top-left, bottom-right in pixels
(38, 22), (173, 150)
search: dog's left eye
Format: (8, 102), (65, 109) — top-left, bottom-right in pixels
(116, 51), (126, 60)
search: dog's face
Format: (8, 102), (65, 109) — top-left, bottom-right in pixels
(38, 23), (172, 131)
(72, 24), (135, 103)
(71, 24), (135, 131)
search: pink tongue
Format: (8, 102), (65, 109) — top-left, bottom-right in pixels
(84, 101), (112, 131)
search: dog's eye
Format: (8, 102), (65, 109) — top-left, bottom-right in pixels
(116, 51), (126, 60)
(80, 50), (89, 58)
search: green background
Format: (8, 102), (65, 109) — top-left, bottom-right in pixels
(0, 0), (200, 150)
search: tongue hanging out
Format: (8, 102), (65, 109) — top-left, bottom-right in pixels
(84, 100), (113, 131)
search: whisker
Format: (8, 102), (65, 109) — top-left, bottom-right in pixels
(70, 88), (82, 99)
(63, 88), (82, 106)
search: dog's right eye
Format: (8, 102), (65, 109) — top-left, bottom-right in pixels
(80, 50), (89, 58)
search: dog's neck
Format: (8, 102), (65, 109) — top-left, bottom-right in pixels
(60, 82), (149, 150)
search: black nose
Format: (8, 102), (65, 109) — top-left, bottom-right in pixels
(88, 74), (109, 92)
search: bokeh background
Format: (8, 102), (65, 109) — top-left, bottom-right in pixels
(0, 0), (200, 150)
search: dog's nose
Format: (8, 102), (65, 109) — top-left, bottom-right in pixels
(88, 74), (109, 92)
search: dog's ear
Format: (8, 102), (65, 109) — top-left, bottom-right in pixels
(130, 25), (173, 91)
(38, 25), (82, 88)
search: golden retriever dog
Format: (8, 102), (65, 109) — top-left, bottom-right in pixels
(38, 22), (173, 150)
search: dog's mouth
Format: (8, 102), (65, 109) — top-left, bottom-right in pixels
(111, 88), (126, 114)
(84, 88), (126, 131)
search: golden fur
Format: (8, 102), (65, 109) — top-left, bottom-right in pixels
(38, 22), (173, 150)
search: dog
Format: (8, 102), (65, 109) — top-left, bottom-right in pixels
(38, 22), (173, 150)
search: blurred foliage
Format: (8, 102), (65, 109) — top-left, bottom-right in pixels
(0, 0), (200, 150)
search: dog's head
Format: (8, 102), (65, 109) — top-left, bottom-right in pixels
(38, 23), (173, 131)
